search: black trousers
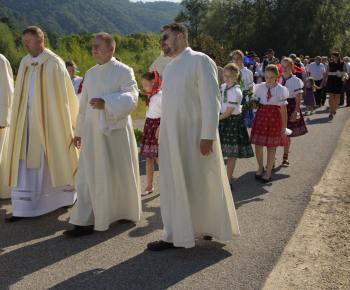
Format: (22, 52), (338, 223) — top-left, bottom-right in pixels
(340, 78), (350, 105)
(314, 79), (323, 105)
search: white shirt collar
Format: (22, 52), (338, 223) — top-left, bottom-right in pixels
(31, 48), (46, 62)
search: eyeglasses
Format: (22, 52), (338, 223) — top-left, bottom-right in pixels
(92, 44), (104, 50)
(159, 33), (178, 43)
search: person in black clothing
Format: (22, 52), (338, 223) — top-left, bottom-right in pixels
(245, 51), (260, 83)
(321, 52), (348, 117)
(260, 49), (277, 82)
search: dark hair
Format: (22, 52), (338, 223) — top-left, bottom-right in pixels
(141, 71), (157, 81)
(22, 26), (44, 39)
(208, 53), (217, 61)
(115, 57), (122, 62)
(65, 60), (76, 68)
(331, 52), (342, 64)
(161, 23), (188, 46)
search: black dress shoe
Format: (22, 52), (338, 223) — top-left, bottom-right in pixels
(5, 216), (24, 223)
(147, 240), (180, 251)
(63, 225), (94, 238)
(346, 104), (350, 107)
(203, 236), (213, 240)
(261, 177), (271, 183)
(255, 169), (264, 180)
(118, 219), (133, 224)
(61, 205), (74, 209)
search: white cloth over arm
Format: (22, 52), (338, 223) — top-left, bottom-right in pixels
(70, 58), (141, 231)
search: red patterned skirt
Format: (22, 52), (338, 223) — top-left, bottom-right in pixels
(250, 104), (288, 147)
(287, 98), (308, 137)
(139, 118), (161, 157)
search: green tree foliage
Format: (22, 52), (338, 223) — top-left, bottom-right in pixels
(177, 0), (350, 62)
(0, 0), (181, 36)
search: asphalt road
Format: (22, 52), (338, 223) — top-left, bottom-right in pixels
(1, 101), (349, 290)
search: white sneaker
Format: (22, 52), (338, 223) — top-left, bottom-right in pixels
(141, 187), (154, 196)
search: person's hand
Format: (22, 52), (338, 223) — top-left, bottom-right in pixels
(252, 102), (257, 109)
(200, 139), (214, 156)
(289, 111), (297, 122)
(155, 126), (160, 140)
(74, 136), (81, 149)
(281, 128), (287, 138)
(89, 98), (105, 110)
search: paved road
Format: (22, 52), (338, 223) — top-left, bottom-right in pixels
(1, 101), (349, 290)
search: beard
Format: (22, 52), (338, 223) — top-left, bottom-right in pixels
(162, 39), (180, 57)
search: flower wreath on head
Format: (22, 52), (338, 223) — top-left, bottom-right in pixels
(146, 71), (162, 109)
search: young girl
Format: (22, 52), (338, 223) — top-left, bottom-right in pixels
(219, 63), (254, 187)
(280, 57), (308, 167)
(231, 50), (255, 127)
(139, 71), (162, 196)
(250, 65), (289, 183)
(303, 77), (317, 115)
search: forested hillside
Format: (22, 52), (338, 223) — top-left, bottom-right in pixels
(0, 0), (181, 36)
(175, 0), (350, 66)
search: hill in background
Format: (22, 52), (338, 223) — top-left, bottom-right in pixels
(0, 0), (181, 36)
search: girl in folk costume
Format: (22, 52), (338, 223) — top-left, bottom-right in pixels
(280, 57), (308, 167)
(250, 65), (289, 183)
(219, 63), (254, 187)
(231, 50), (255, 128)
(320, 52), (348, 117)
(303, 77), (318, 115)
(140, 71), (162, 196)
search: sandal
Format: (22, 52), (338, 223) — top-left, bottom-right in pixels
(282, 153), (290, 167)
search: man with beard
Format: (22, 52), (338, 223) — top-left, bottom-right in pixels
(147, 23), (240, 251)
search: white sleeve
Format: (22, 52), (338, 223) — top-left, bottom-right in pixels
(227, 88), (242, 108)
(197, 55), (220, 140)
(294, 78), (304, 95)
(278, 86), (289, 106)
(247, 70), (254, 87)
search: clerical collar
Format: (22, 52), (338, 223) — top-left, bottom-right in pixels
(98, 57), (113, 67)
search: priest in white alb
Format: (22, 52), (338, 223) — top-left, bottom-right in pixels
(64, 33), (141, 237)
(0, 54), (13, 199)
(5, 26), (79, 223)
(147, 24), (240, 251)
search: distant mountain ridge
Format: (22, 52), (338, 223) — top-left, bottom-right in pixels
(0, 0), (181, 36)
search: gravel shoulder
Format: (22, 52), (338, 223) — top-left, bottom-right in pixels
(263, 117), (350, 290)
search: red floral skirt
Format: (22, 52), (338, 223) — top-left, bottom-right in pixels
(250, 104), (288, 147)
(139, 118), (161, 157)
(287, 98), (308, 137)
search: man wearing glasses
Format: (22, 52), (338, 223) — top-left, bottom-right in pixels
(147, 23), (240, 251)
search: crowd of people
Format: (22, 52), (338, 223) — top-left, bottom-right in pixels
(0, 23), (349, 251)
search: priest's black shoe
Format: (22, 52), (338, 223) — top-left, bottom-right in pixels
(63, 225), (94, 238)
(5, 216), (24, 223)
(203, 236), (213, 240)
(147, 240), (180, 251)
